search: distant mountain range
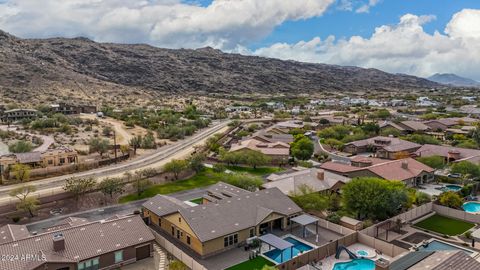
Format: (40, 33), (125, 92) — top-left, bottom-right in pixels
(428, 73), (480, 87)
(0, 29), (447, 104)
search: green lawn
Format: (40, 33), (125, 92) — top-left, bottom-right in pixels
(225, 257), (274, 270)
(189, 198), (203, 204)
(225, 165), (285, 176)
(119, 168), (220, 203)
(414, 214), (474, 236)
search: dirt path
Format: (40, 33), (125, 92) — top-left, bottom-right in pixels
(79, 114), (134, 145)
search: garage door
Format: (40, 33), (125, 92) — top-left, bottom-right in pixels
(136, 244), (151, 261)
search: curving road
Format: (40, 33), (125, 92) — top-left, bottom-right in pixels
(0, 121), (230, 206)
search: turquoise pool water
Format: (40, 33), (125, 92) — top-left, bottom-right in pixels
(357, 250), (369, 257)
(418, 240), (473, 255)
(333, 259), (375, 270)
(442, 185), (462, 192)
(263, 237), (313, 263)
(463, 202), (480, 213)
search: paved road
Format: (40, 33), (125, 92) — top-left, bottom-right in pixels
(0, 121), (229, 205)
(315, 136), (351, 163)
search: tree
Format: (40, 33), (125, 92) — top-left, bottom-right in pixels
(89, 138), (110, 157)
(416, 155), (445, 169)
(451, 161), (480, 178)
(342, 178), (409, 220)
(102, 126), (113, 136)
(188, 153), (206, 173)
(206, 134), (222, 153)
(380, 127), (401, 137)
(403, 134), (440, 145)
(129, 135), (142, 155)
(141, 132), (156, 149)
(9, 185), (38, 217)
(163, 159), (188, 180)
(63, 177), (96, 204)
(361, 123), (380, 135)
(120, 145), (130, 156)
(290, 185), (329, 211)
(222, 173), (263, 192)
(472, 124), (480, 146)
(291, 135), (314, 160)
(8, 140), (33, 153)
(169, 260), (187, 270)
(243, 150), (270, 169)
(98, 178), (125, 199)
(133, 179), (152, 197)
(11, 164), (31, 182)
(438, 191), (463, 208)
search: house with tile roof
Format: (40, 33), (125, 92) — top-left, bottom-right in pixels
(414, 144), (480, 163)
(343, 136), (421, 159)
(262, 167), (351, 195)
(142, 185), (302, 258)
(229, 138), (290, 162)
(320, 157), (434, 187)
(0, 215), (154, 270)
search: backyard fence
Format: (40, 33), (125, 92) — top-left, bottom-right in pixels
(357, 232), (408, 258)
(433, 203), (480, 223)
(316, 217), (356, 236)
(150, 228), (208, 270)
(361, 202), (434, 237)
(276, 232), (358, 270)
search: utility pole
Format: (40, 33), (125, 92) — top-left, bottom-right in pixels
(113, 130), (118, 163)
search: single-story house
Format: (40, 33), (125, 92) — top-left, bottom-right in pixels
(320, 157), (435, 187)
(343, 136), (421, 159)
(262, 167), (351, 195)
(229, 138), (290, 162)
(414, 144), (480, 163)
(0, 215), (154, 270)
(142, 186), (302, 258)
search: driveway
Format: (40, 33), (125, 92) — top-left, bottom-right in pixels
(0, 125), (54, 152)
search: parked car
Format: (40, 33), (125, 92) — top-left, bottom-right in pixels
(447, 173), (462, 178)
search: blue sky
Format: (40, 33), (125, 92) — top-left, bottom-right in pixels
(256, 0), (480, 49)
(1, 0), (480, 79)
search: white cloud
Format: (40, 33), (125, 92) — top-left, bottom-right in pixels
(250, 10), (480, 81)
(356, 0), (381, 13)
(0, 0), (334, 49)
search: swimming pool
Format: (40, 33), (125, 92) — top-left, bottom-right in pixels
(418, 240), (473, 255)
(463, 202), (480, 214)
(333, 259), (375, 270)
(263, 237), (313, 263)
(442, 185), (462, 192)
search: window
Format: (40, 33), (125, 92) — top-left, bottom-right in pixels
(187, 236), (191, 245)
(176, 229), (181, 239)
(223, 234), (238, 248)
(179, 217), (181, 223)
(59, 158), (65, 164)
(249, 228), (255, 238)
(48, 160), (53, 165)
(78, 257), (99, 270)
(115, 250), (123, 263)
(171, 226), (175, 236)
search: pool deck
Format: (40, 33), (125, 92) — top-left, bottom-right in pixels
(317, 243), (392, 270)
(416, 183), (463, 197)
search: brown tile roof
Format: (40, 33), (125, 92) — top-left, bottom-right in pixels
(0, 225), (30, 244)
(144, 187), (302, 243)
(366, 158), (434, 181)
(415, 144), (480, 160)
(229, 138), (290, 156)
(400, 121), (431, 132)
(0, 215), (154, 270)
(345, 136), (421, 152)
(321, 158), (434, 181)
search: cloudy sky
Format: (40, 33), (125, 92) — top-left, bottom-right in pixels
(1, 0), (480, 80)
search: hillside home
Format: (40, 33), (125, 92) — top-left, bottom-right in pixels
(0, 147), (78, 173)
(142, 186), (302, 258)
(414, 144), (480, 163)
(50, 103), (97, 115)
(321, 157), (434, 187)
(343, 136), (421, 159)
(0, 215), (154, 270)
(1, 109), (38, 123)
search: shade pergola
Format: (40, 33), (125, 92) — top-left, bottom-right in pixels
(290, 214), (319, 238)
(259, 234), (294, 263)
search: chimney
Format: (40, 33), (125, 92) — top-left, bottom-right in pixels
(53, 233), (65, 252)
(317, 170), (325, 181)
(401, 160), (408, 170)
